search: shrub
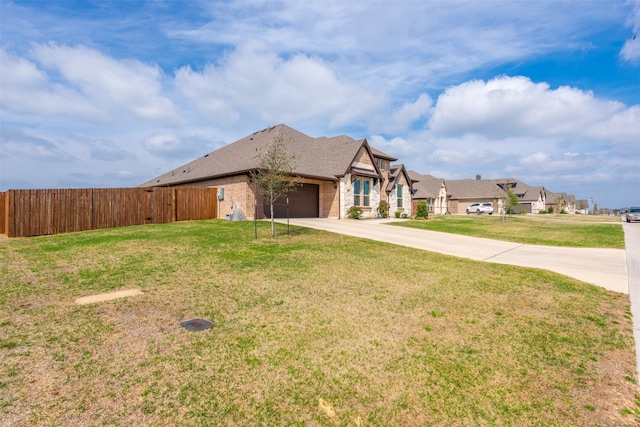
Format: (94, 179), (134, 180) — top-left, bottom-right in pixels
(560, 209), (567, 214)
(539, 210), (547, 214)
(347, 205), (363, 219)
(401, 213), (408, 218)
(548, 207), (554, 214)
(519, 208), (527, 215)
(377, 201), (389, 218)
(394, 210), (401, 218)
(416, 201), (428, 219)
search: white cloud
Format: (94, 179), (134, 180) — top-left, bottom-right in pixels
(508, 151), (602, 176)
(142, 132), (220, 160)
(0, 49), (104, 121)
(31, 43), (184, 125)
(175, 41), (384, 129)
(370, 94), (433, 135)
(0, 127), (76, 161)
(90, 140), (137, 162)
(428, 76), (626, 140)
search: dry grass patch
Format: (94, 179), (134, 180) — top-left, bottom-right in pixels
(0, 220), (638, 426)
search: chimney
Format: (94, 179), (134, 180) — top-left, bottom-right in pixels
(476, 174), (481, 180)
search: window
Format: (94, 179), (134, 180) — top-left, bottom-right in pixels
(376, 158), (386, 170)
(397, 185), (403, 208)
(363, 180), (370, 206)
(353, 178), (371, 207)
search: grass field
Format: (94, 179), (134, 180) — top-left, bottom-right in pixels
(1, 220), (637, 426)
(392, 214), (625, 248)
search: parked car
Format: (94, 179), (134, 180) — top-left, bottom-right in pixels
(627, 207), (640, 222)
(466, 203), (494, 215)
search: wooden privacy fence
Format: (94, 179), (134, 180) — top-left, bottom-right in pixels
(1, 187), (218, 238)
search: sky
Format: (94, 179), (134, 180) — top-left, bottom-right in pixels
(1, 0), (639, 209)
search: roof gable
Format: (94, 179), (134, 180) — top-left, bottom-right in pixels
(386, 164), (413, 193)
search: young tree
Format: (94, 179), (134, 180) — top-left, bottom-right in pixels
(504, 187), (519, 216)
(250, 132), (299, 237)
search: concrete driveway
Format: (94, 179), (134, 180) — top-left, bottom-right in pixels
(281, 218), (629, 294)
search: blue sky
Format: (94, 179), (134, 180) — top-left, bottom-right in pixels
(1, 0), (639, 209)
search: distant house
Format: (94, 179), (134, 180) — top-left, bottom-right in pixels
(140, 124), (412, 220)
(517, 186), (546, 214)
(408, 171), (449, 214)
(409, 173), (576, 216)
(544, 189), (566, 213)
(444, 175), (504, 214)
(576, 199), (589, 214)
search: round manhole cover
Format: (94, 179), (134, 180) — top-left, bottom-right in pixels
(180, 318), (213, 332)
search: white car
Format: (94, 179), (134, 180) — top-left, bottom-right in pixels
(466, 203), (494, 215)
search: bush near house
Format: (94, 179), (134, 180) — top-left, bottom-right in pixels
(377, 201), (389, 218)
(416, 201), (429, 219)
(347, 205), (363, 219)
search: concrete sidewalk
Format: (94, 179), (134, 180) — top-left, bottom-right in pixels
(281, 218), (629, 294)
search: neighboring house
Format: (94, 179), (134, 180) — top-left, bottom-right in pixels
(562, 193), (577, 214)
(576, 199), (589, 214)
(444, 176), (505, 214)
(544, 189), (565, 213)
(492, 179), (546, 214)
(140, 124), (412, 220)
(408, 171), (449, 214)
(409, 172), (579, 216)
(516, 186), (546, 214)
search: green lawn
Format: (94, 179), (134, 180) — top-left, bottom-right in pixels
(392, 214), (625, 248)
(1, 220), (637, 426)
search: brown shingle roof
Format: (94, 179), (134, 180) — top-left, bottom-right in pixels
(370, 147), (397, 161)
(408, 170), (444, 199)
(445, 179), (503, 199)
(140, 124), (368, 186)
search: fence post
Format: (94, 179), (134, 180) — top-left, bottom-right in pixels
(6, 190), (15, 238)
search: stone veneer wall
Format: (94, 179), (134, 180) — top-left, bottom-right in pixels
(340, 173), (381, 219)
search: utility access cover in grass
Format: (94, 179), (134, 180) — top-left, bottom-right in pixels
(180, 318), (213, 332)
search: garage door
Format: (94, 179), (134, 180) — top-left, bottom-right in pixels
(264, 184), (319, 218)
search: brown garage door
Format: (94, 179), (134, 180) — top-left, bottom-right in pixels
(264, 184), (319, 218)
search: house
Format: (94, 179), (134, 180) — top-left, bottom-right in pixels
(544, 189), (566, 213)
(516, 186), (546, 214)
(408, 171), (449, 215)
(444, 175), (505, 214)
(140, 124), (412, 220)
(576, 199), (589, 214)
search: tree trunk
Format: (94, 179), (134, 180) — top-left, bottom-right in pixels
(270, 190), (275, 237)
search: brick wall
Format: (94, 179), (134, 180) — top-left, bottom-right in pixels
(185, 175), (254, 219)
